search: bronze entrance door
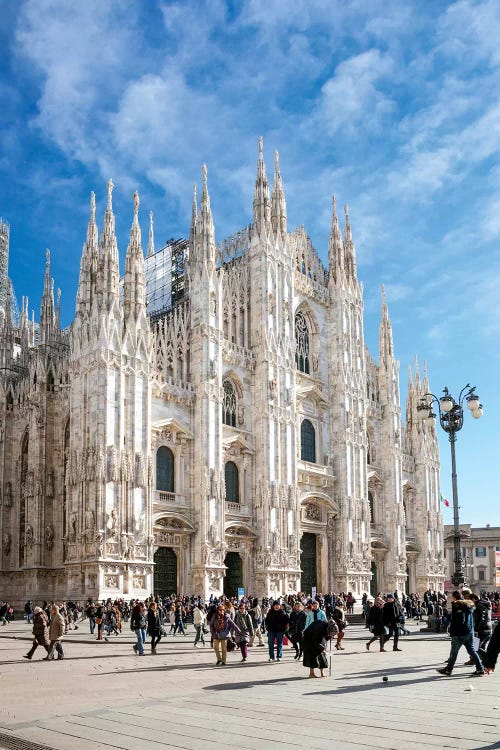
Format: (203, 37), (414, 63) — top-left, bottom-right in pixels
(223, 552), (243, 597)
(154, 547), (178, 597)
(300, 532), (317, 594)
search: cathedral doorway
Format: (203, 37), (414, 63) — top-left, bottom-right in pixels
(154, 547), (178, 596)
(300, 532), (317, 594)
(223, 552), (243, 597)
(370, 561), (378, 598)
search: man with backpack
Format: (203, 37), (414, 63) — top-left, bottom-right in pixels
(436, 590), (484, 677)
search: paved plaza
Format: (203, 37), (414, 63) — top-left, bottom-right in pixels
(0, 620), (498, 750)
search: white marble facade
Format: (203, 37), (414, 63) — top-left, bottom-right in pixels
(0, 142), (445, 605)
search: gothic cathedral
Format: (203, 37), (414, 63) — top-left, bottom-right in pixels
(0, 141), (445, 605)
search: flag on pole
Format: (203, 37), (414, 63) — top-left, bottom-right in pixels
(440, 493), (450, 508)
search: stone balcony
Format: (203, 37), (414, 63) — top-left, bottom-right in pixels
(154, 491), (188, 508)
(297, 460), (335, 489)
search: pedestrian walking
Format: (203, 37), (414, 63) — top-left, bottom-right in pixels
(131, 602), (147, 656)
(23, 607), (50, 660)
(366, 597), (387, 651)
(288, 601), (306, 660)
(382, 593), (403, 651)
(436, 590), (485, 677)
(209, 603), (240, 666)
(147, 602), (162, 654)
(193, 604), (206, 647)
(265, 599), (290, 662)
(44, 605), (65, 661)
(302, 618), (329, 678)
(233, 602), (254, 662)
(248, 598), (265, 646)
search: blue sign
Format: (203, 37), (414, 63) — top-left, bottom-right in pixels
(237, 587), (245, 601)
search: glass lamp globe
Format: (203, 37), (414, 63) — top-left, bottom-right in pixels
(440, 396), (454, 413)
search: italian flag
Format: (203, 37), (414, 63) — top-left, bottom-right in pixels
(440, 494), (450, 508)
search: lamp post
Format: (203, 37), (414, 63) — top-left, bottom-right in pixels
(417, 384), (483, 587)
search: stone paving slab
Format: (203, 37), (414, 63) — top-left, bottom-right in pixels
(0, 622), (499, 750)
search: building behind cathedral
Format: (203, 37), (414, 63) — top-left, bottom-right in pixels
(0, 142), (445, 605)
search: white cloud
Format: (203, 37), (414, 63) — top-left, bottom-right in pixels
(315, 50), (395, 135)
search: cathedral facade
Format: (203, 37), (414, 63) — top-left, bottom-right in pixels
(0, 142), (445, 605)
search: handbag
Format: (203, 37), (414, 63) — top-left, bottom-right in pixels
(95, 617), (102, 625)
(202, 624), (209, 634)
(226, 637), (236, 652)
(318, 651), (329, 670)
(216, 628), (230, 640)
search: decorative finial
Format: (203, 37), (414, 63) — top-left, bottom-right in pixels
(90, 191), (95, 217)
(133, 191), (140, 219)
(45, 248), (50, 266)
(107, 178), (114, 210)
(57, 288), (61, 304)
(274, 149), (279, 168)
(202, 164), (207, 186)
(259, 136), (263, 158)
(381, 283), (386, 304)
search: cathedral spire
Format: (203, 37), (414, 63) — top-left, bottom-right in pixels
(100, 178), (120, 308)
(39, 249), (55, 344)
(253, 137), (271, 238)
(343, 205), (358, 282)
(271, 149), (287, 239)
(195, 165), (216, 267)
(123, 191), (146, 321)
(379, 284), (394, 367)
(328, 195), (343, 279)
(77, 191), (100, 315)
(147, 210), (155, 258)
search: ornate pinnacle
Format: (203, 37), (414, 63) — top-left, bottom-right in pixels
(106, 178), (114, 210)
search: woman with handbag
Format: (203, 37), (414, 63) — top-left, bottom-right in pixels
(208, 603), (240, 666)
(233, 602), (254, 662)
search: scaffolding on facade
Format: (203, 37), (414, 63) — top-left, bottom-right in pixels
(145, 237), (188, 324)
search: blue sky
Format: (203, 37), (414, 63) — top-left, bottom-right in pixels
(1, 0), (498, 527)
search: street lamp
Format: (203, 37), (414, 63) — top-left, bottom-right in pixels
(417, 384), (483, 587)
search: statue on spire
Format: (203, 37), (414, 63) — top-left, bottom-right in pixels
(107, 178), (114, 210)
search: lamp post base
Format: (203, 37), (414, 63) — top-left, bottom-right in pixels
(451, 571), (465, 587)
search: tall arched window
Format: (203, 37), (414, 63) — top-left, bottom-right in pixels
(225, 461), (239, 503)
(295, 311), (310, 374)
(20, 431), (29, 567)
(300, 419), (316, 463)
(222, 379), (237, 427)
(368, 491), (375, 523)
(156, 447), (174, 492)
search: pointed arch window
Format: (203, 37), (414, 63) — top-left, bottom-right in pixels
(156, 446), (174, 492)
(300, 419), (316, 463)
(222, 379), (237, 427)
(225, 461), (239, 503)
(295, 311), (310, 374)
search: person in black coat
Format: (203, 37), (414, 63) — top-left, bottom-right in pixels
(147, 602), (162, 654)
(484, 622), (500, 674)
(265, 600), (290, 662)
(366, 598), (387, 651)
(288, 602), (307, 660)
(382, 593), (402, 651)
(302, 619), (329, 678)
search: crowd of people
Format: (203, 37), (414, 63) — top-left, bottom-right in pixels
(3, 588), (499, 678)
